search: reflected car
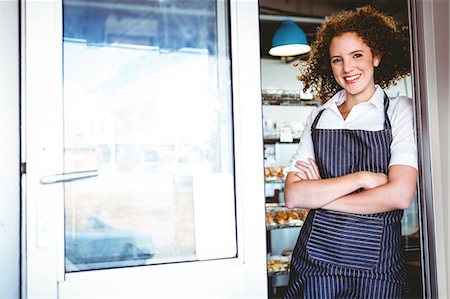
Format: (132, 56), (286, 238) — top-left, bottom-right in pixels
(65, 216), (154, 271)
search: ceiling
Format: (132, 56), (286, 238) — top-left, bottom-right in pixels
(259, 0), (409, 59)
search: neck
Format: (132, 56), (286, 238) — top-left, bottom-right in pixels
(339, 85), (377, 120)
(344, 85), (377, 107)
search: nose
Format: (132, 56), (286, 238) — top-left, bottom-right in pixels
(343, 59), (354, 73)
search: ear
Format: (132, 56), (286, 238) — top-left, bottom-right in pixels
(373, 55), (381, 67)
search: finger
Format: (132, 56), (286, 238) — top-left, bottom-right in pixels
(295, 162), (312, 173)
(294, 171), (308, 180)
(297, 161), (316, 180)
(308, 158), (321, 179)
(306, 159), (320, 179)
(296, 160), (320, 180)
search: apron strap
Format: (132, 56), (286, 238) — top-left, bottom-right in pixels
(311, 109), (325, 130)
(383, 92), (392, 130)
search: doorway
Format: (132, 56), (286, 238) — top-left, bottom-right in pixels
(258, 1), (424, 298)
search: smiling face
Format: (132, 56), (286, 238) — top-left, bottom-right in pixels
(329, 32), (380, 103)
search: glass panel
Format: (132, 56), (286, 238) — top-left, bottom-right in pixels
(63, 0), (234, 272)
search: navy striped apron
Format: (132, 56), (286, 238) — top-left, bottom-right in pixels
(285, 94), (407, 299)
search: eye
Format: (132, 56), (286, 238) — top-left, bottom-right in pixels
(353, 53), (363, 59)
(331, 57), (342, 64)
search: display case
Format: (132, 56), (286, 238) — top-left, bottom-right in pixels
(262, 88), (317, 297)
(265, 203), (309, 294)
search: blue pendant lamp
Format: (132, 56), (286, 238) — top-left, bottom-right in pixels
(269, 19), (311, 57)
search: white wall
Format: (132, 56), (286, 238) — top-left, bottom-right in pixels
(260, 58), (303, 89)
(260, 58), (313, 98)
(0, 1), (20, 299)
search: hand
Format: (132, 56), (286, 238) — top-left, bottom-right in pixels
(294, 158), (321, 180)
(360, 171), (388, 189)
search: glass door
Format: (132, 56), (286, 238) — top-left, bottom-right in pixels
(23, 0), (267, 298)
(62, 0), (235, 271)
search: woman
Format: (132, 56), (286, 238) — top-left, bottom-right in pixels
(284, 6), (418, 299)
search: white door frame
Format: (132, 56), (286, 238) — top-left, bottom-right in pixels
(0, 1), (20, 298)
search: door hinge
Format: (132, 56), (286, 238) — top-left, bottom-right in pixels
(20, 162), (26, 175)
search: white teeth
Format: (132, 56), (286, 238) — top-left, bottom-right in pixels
(345, 75), (360, 81)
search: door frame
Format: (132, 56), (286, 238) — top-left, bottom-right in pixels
(409, 0), (446, 297)
(0, 1), (20, 298)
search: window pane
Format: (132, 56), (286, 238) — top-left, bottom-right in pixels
(63, 0), (235, 272)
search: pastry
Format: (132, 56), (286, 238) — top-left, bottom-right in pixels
(275, 210), (289, 224)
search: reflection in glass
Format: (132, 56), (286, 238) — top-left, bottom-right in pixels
(63, 0), (234, 272)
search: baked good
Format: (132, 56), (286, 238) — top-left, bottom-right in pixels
(266, 211), (276, 226)
(281, 248), (294, 257)
(275, 210), (289, 224)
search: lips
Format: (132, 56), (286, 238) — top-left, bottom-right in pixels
(344, 74), (361, 83)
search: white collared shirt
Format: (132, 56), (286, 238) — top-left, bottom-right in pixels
(288, 85), (418, 171)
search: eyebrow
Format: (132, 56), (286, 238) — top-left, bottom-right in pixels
(330, 50), (364, 59)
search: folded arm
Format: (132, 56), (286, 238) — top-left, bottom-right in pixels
(323, 164), (417, 214)
(284, 159), (417, 214)
(284, 159), (388, 209)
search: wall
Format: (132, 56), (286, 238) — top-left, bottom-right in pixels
(261, 58), (309, 91)
(0, 1), (20, 299)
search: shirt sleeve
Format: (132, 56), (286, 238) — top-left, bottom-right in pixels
(287, 109), (317, 172)
(389, 96), (418, 169)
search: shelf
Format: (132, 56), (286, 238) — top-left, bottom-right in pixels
(263, 99), (320, 106)
(263, 137), (300, 144)
(264, 166), (287, 184)
(268, 270), (290, 277)
(261, 88), (320, 107)
(266, 205), (309, 230)
(265, 178), (285, 184)
(266, 221), (303, 230)
(267, 255), (291, 277)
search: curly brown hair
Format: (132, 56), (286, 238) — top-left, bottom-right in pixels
(298, 6), (411, 103)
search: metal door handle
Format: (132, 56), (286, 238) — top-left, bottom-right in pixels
(40, 170), (98, 184)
